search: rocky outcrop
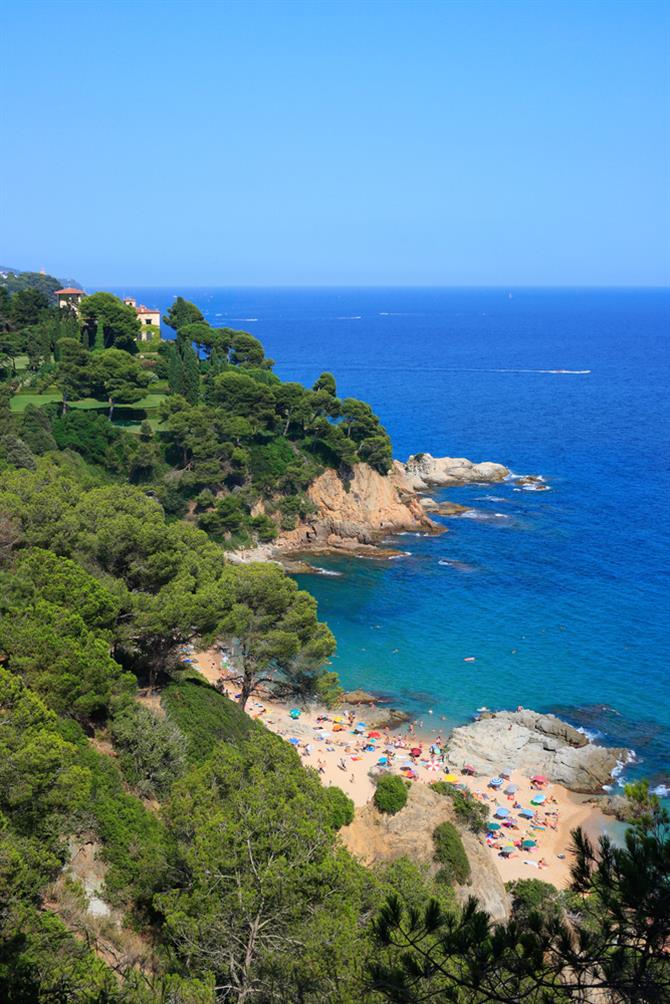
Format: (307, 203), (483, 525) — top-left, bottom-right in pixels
(402, 454), (510, 490)
(272, 454), (511, 555)
(445, 710), (630, 794)
(341, 783), (510, 921)
(278, 462), (437, 553)
(421, 498), (472, 516)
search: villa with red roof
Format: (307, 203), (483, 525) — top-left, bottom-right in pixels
(55, 287), (85, 311)
(123, 296), (161, 340)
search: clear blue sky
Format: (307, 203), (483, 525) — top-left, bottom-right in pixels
(2, 0), (668, 286)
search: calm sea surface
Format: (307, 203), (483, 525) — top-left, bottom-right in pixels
(117, 287), (670, 792)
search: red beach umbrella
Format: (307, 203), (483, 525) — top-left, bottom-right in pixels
(532, 775), (548, 784)
(410, 747), (422, 757)
(368, 731), (382, 738)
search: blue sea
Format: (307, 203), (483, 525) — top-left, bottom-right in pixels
(116, 287), (670, 793)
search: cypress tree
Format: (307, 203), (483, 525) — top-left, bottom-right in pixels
(181, 342), (200, 404)
(93, 319), (105, 352)
(166, 343), (183, 397)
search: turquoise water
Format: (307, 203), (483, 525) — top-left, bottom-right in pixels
(120, 287), (670, 791)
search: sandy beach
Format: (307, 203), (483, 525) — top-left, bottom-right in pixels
(190, 647), (610, 891)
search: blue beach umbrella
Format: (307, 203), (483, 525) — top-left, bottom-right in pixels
(504, 784), (519, 794)
(531, 794), (546, 805)
(487, 822), (501, 830)
(289, 708), (301, 719)
(288, 737), (300, 745)
(494, 807), (510, 818)
(519, 808), (534, 818)
(489, 777), (504, 787)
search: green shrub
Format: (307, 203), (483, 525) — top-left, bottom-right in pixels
(249, 513), (278, 542)
(430, 781), (488, 833)
(433, 821), (470, 885)
(110, 702), (187, 798)
(161, 678), (258, 763)
(248, 437), (295, 485)
(507, 878), (560, 921)
(374, 774), (408, 815)
(323, 785), (355, 829)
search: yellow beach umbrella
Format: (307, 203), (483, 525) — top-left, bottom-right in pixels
(443, 773), (458, 782)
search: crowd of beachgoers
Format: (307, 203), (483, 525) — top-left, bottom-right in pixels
(191, 647), (607, 889)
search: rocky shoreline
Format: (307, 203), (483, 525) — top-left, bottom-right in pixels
(444, 709), (631, 794)
(229, 453), (518, 565)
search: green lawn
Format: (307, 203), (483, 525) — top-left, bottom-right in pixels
(10, 392), (62, 413)
(10, 392), (167, 414)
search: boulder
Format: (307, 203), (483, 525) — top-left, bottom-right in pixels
(403, 454), (510, 490)
(342, 689), (379, 705)
(444, 710), (629, 794)
(421, 498), (472, 516)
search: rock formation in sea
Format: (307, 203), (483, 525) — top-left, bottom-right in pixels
(274, 454), (508, 555)
(341, 782), (511, 921)
(402, 453), (510, 490)
(444, 710), (630, 794)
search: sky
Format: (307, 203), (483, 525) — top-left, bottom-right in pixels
(1, 0), (669, 286)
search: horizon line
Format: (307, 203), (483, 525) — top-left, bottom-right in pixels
(86, 282), (670, 291)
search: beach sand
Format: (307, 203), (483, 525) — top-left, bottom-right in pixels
(190, 647), (610, 891)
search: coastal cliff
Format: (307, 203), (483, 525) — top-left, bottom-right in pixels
(277, 461), (435, 553)
(273, 453), (509, 556)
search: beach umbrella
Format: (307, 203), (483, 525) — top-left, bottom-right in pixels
(494, 807), (510, 817)
(487, 822), (501, 830)
(504, 784), (519, 794)
(532, 775), (548, 783)
(531, 794), (546, 805)
(288, 737), (300, 745)
(463, 764), (476, 775)
(443, 773), (458, 783)
(357, 722), (367, 728)
(500, 770), (512, 779)
(522, 839), (537, 848)
(377, 756), (388, 765)
(519, 809), (535, 818)
(289, 708), (301, 719)
(368, 730), (381, 738)
(499, 846), (514, 856)
(410, 747), (422, 757)
(489, 777), (503, 787)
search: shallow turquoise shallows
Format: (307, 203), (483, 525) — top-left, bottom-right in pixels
(118, 286), (670, 793)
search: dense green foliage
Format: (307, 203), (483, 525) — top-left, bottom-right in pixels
(109, 699), (187, 797)
(432, 821), (471, 885)
(160, 677), (259, 762)
(374, 774), (409, 814)
(323, 784), (356, 829)
(507, 877), (562, 921)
